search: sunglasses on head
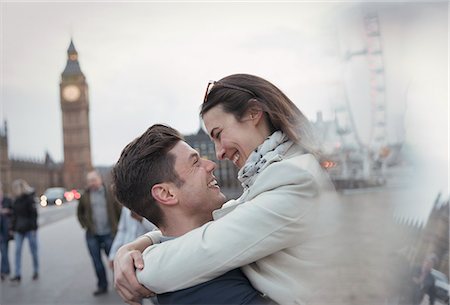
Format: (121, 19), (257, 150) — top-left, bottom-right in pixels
(203, 80), (256, 104)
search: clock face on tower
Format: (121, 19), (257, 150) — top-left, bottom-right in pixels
(62, 85), (81, 102)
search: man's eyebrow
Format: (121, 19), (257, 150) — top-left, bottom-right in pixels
(188, 152), (199, 162)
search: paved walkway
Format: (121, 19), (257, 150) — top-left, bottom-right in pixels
(1, 214), (125, 305)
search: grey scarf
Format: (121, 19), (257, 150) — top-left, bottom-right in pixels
(238, 131), (293, 189)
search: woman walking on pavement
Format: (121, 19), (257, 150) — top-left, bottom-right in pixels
(10, 179), (39, 282)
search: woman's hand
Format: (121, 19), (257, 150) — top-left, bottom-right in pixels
(113, 236), (155, 305)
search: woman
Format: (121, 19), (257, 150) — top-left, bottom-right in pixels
(114, 74), (335, 304)
(10, 179), (39, 282)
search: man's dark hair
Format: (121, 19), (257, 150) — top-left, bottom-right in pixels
(112, 124), (184, 227)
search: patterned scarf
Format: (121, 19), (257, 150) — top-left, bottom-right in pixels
(238, 131), (293, 189)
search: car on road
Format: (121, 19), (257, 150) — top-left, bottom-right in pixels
(40, 187), (66, 207)
(432, 268), (450, 304)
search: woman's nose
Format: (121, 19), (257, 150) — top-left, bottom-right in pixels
(216, 146), (225, 160)
(215, 143), (226, 160)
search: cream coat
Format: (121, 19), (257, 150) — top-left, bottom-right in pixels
(138, 144), (336, 305)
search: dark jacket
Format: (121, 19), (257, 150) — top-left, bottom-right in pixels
(11, 193), (38, 233)
(1, 196), (13, 211)
(0, 196), (13, 238)
(157, 269), (273, 305)
(77, 185), (121, 235)
(157, 237), (273, 305)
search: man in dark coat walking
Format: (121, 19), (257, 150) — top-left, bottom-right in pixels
(77, 170), (121, 296)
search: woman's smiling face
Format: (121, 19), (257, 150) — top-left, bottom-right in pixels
(202, 104), (266, 169)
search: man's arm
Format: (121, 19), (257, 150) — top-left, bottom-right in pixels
(113, 234), (156, 304)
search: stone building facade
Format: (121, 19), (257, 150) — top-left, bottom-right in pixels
(0, 122), (63, 196)
(395, 193), (449, 277)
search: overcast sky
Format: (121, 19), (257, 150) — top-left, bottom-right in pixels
(1, 0), (447, 198)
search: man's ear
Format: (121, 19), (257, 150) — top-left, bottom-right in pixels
(151, 183), (177, 206)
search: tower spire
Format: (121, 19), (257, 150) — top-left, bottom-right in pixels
(62, 39), (84, 79)
(68, 39), (77, 55)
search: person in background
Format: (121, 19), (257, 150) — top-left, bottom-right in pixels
(108, 206), (156, 269)
(10, 179), (38, 283)
(0, 182), (13, 281)
(77, 170), (121, 296)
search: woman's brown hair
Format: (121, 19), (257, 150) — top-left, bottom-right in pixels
(201, 74), (318, 154)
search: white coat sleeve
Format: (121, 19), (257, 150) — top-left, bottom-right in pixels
(136, 161), (320, 293)
(143, 230), (162, 244)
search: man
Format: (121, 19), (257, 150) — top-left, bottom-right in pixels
(77, 170), (121, 296)
(112, 124), (272, 304)
(0, 182), (13, 280)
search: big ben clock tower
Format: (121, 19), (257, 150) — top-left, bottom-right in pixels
(60, 40), (92, 189)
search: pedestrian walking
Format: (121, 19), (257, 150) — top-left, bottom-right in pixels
(10, 179), (39, 283)
(77, 170), (121, 296)
(0, 182), (13, 281)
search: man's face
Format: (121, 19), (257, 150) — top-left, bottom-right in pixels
(170, 141), (226, 223)
(87, 172), (102, 190)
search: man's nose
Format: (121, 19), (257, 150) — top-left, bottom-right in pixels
(204, 159), (217, 172)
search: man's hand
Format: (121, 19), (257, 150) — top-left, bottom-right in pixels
(113, 237), (155, 305)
